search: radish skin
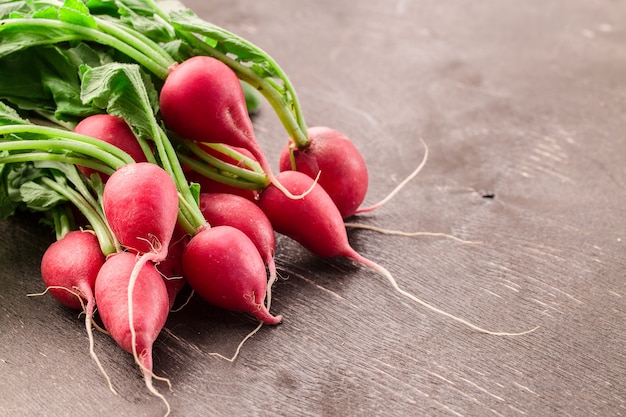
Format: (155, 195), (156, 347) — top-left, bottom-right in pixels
(279, 126), (368, 219)
(102, 162), (179, 259)
(95, 251), (171, 415)
(198, 192), (278, 306)
(258, 171), (536, 336)
(159, 56), (307, 199)
(182, 225), (282, 325)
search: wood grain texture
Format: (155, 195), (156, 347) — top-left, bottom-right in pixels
(1, 0), (625, 416)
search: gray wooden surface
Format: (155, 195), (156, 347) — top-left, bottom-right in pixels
(1, 0), (625, 416)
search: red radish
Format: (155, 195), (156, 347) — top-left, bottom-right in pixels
(101, 162), (180, 412)
(258, 171), (535, 336)
(74, 114), (149, 180)
(280, 130), (430, 218)
(159, 55), (304, 199)
(279, 126), (368, 218)
(102, 162), (179, 260)
(40, 230), (103, 311)
(198, 192), (278, 306)
(182, 225), (282, 325)
(39, 229), (114, 391)
(95, 251), (170, 413)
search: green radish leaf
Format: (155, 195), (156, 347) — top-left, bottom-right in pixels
(79, 62), (159, 140)
(0, 161), (46, 217)
(0, 45), (102, 121)
(0, 1), (27, 19)
(114, 3), (176, 42)
(167, 10), (278, 75)
(20, 179), (68, 211)
(0, 18), (76, 58)
(59, 0), (97, 28)
(0, 101), (30, 126)
(83, 0), (119, 15)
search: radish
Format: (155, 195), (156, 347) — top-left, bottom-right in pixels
(159, 55), (305, 199)
(38, 229), (114, 392)
(198, 192), (278, 306)
(258, 170), (535, 336)
(73, 114), (150, 180)
(95, 251), (171, 414)
(100, 162), (180, 413)
(102, 162), (179, 260)
(182, 225), (282, 325)
(279, 126), (368, 218)
(280, 128), (430, 218)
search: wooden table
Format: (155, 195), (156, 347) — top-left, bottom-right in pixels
(1, 0), (624, 416)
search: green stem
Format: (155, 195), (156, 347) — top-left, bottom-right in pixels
(202, 143), (263, 172)
(0, 139), (128, 170)
(152, 126), (206, 231)
(177, 153), (266, 191)
(0, 153), (115, 176)
(40, 176), (118, 255)
(182, 140), (268, 185)
(94, 17), (175, 70)
(0, 124), (134, 167)
(0, 18), (170, 79)
(50, 204), (74, 241)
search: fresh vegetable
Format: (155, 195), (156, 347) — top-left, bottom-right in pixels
(95, 251), (171, 414)
(199, 192), (278, 306)
(279, 126), (369, 218)
(40, 228), (102, 314)
(159, 55), (305, 199)
(0, 2), (538, 417)
(102, 162), (178, 260)
(182, 225), (282, 325)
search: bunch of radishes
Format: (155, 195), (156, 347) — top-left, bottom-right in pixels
(0, 1), (536, 415)
(28, 55), (388, 415)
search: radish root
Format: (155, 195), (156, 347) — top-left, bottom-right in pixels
(348, 252), (539, 336)
(27, 286), (117, 394)
(143, 369), (171, 417)
(267, 168), (320, 200)
(344, 222), (482, 244)
(169, 289), (195, 313)
(127, 248), (171, 415)
(208, 320), (264, 363)
(356, 138), (428, 214)
(210, 259), (280, 363)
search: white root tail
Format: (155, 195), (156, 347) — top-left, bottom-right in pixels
(344, 222), (482, 245)
(27, 286), (117, 394)
(355, 138), (429, 214)
(349, 252), (539, 336)
(209, 257), (280, 363)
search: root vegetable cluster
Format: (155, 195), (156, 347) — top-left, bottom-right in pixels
(0, 1), (536, 415)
